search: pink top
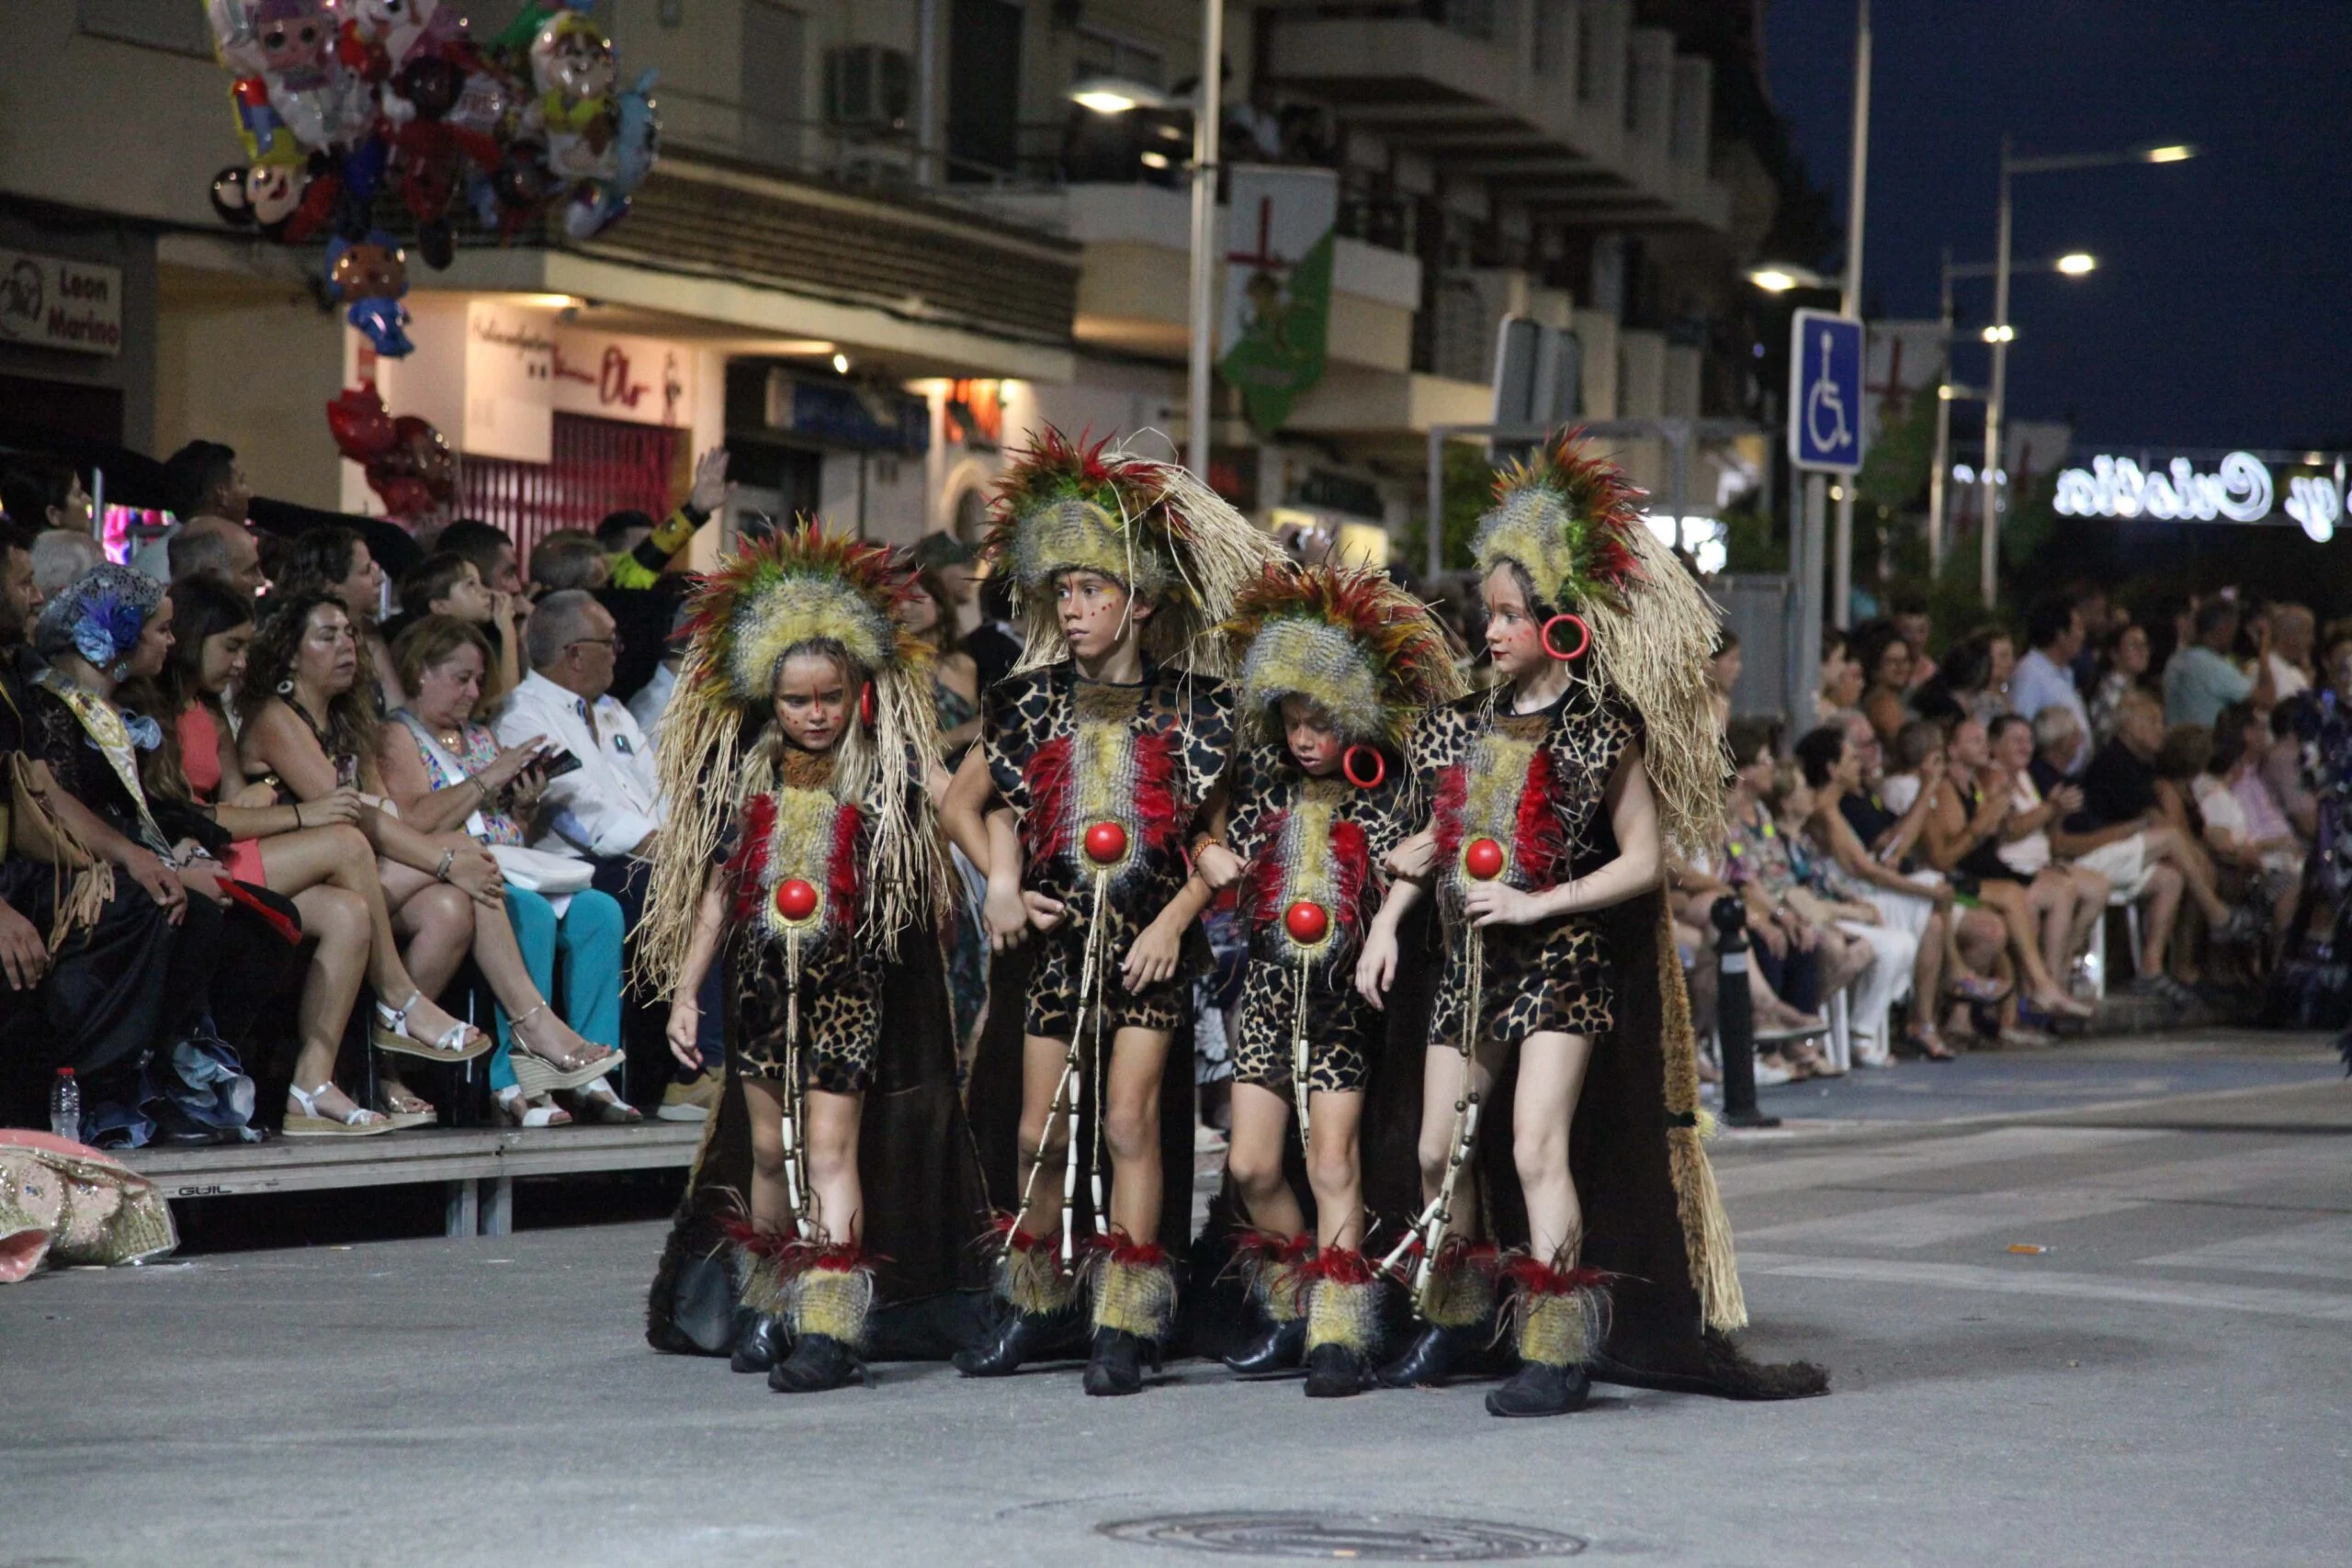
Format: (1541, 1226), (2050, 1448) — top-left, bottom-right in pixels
(177, 704), (224, 803)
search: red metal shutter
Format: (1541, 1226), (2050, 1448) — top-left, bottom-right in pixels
(457, 414), (682, 574)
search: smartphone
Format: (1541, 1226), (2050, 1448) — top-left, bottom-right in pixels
(537, 748), (585, 782)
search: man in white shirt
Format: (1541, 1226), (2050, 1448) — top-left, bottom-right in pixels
(497, 590), (719, 1119)
(2009, 592), (2092, 776)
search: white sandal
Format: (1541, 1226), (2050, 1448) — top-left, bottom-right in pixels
(571, 1078), (643, 1124)
(372, 991), (492, 1063)
(285, 1082), (393, 1137)
(494, 1085), (571, 1129)
(507, 1006), (621, 1095)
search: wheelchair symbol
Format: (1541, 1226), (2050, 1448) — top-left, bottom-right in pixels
(1805, 329), (1852, 456)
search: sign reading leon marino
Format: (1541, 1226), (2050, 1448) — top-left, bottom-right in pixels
(0, 249), (124, 356)
(2054, 449), (2345, 541)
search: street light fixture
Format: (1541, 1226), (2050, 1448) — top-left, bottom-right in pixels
(1980, 137), (2195, 605)
(2054, 252), (2098, 276)
(1068, 76), (1170, 115)
(1744, 263), (1829, 294)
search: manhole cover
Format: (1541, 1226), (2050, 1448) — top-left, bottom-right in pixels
(1098, 1511), (1586, 1562)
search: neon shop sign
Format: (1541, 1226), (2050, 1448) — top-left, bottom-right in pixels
(2053, 450), (2344, 541)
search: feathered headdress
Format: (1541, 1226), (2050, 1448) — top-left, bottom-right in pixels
(985, 427), (1281, 675)
(1224, 561), (1465, 748)
(634, 525), (949, 993)
(1471, 429), (1725, 857)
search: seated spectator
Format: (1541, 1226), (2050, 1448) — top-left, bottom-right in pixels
(2193, 702), (2305, 954)
(1669, 852), (1831, 1084)
(1781, 738), (1920, 1066)
(29, 529), (102, 604)
(2012, 592), (2092, 776)
(1987, 713), (2112, 1006)
(1879, 718), (1943, 816)
(1888, 589), (1938, 693)
(0, 457), (94, 534)
(144, 440), (250, 581)
(166, 516), (267, 601)
(435, 519), (525, 597)
(2263, 698), (2318, 842)
(2165, 598), (2275, 728)
(1850, 619), (1917, 747)
(395, 550), (526, 697)
(2266, 603), (2315, 701)
(528, 529), (609, 594)
(1703, 627), (1740, 735)
(1920, 715), (2097, 1022)
(601, 447), (730, 591)
(494, 590), (723, 1119)
(1914, 629), (2008, 728)
(1724, 717), (1855, 1079)
(2087, 621), (2152, 745)
(237, 593), (539, 1077)
(2034, 699), (2241, 1002)
(378, 615), (630, 1125)
(626, 598), (690, 741)
(273, 525), (403, 712)
(1817, 626), (1864, 723)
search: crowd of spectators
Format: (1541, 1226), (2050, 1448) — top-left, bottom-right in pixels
(0, 442), (738, 1144)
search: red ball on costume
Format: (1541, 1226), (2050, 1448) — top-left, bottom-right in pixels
(1464, 838), (1506, 880)
(775, 878), (820, 921)
(1283, 899), (1329, 945)
(1084, 820), (1129, 865)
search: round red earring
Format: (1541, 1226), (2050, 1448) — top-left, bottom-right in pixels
(1342, 744), (1386, 790)
(1540, 613), (1590, 661)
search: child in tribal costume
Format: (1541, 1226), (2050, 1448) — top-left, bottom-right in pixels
(1356, 433), (1747, 1417)
(639, 525), (956, 1394)
(1208, 563), (1464, 1397)
(942, 430), (1278, 1396)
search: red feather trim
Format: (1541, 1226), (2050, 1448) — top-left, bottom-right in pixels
(1022, 733), (1074, 865)
(1086, 1234), (1170, 1269)
(721, 1214), (794, 1258)
(1430, 762), (1470, 871)
(1241, 809), (1289, 929)
(1496, 1255), (1611, 1297)
(986, 1213), (1057, 1253)
(1512, 748), (1566, 888)
(1302, 1247), (1376, 1286)
(1330, 818), (1370, 939)
(726, 792), (779, 922)
(827, 801), (864, 915)
(1132, 726), (1182, 854)
(776, 1240), (870, 1279)
(1432, 1237), (1501, 1276)
(1229, 1229), (1315, 1267)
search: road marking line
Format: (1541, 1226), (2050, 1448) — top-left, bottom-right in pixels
(1714, 1126), (2166, 1199)
(1738, 1251), (2352, 1323)
(2138, 1215), (2352, 1282)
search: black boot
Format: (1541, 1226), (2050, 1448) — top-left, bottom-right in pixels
(1304, 1341), (1371, 1398)
(1374, 1323), (1482, 1388)
(1221, 1316), (1307, 1378)
(1485, 1359), (1591, 1417)
(769, 1333), (865, 1393)
(729, 1312), (787, 1374)
(953, 1310), (1073, 1377)
(1082, 1327), (1158, 1396)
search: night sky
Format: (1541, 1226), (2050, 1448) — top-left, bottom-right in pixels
(1765, 0), (2352, 455)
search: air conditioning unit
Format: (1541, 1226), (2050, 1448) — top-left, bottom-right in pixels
(825, 46), (912, 132)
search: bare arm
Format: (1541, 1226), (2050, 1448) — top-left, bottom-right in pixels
(1821, 797), (1939, 900)
(664, 868), (730, 1071)
(1461, 746), (1660, 926)
(939, 747), (996, 871)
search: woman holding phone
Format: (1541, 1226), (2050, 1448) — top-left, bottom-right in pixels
(376, 615), (634, 1125)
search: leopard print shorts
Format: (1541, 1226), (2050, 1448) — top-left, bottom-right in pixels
(735, 932), (882, 1095)
(1427, 911), (1612, 1054)
(1023, 919), (1186, 1042)
(1231, 956), (1377, 1095)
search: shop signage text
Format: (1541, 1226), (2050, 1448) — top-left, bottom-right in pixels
(2053, 450), (2343, 542)
(0, 249), (124, 356)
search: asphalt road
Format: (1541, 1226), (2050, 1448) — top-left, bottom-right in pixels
(3, 1031), (2346, 1568)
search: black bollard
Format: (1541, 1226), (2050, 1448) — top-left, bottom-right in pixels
(1709, 896), (1781, 1130)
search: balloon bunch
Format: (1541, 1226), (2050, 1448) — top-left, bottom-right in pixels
(327, 385), (458, 525)
(204, 1), (659, 354)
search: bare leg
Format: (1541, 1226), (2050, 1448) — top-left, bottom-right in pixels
(464, 892), (605, 1068)
(802, 1088), (864, 1247)
(2064, 867), (2112, 974)
(1913, 908), (1949, 1014)
(285, 886), (369, 1117)
(1013, 1033), (1074, 1240)
(1305, 1089), (1365, 1252)
(382, 867), (474, 1005)
(1226, 1080), (1306, 1239)
(1511, 1031), (1596, 1262)
(1102, 1025), (1172, 1244)
(1414, 1043), (1494, 1246)
(2143, 824), (2233, 924)
(741, 1077), (793, 1235)
(2028, 872), (2075, 997)
(1976, 878), (2064, 998)
(2138, 862), (2184, 975)
(260, 827), (469, 1046)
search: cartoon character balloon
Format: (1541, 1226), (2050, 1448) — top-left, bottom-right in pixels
(328, 385), (457, 526)
(326, 232), (413, 356)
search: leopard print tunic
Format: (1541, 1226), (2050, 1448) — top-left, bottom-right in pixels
(722, 748), (890, 1094)
(1226, 738), (1414, 1094)
(983, 660), (1233, 1039)
(1412, 682), (1644, 1052)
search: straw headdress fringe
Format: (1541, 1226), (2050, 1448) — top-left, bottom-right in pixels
(1655, 891), (1747, 1331)
(1222, 561), (1466, 748)
(633, 525), (951, 998)
(986, 427), (1281, 679)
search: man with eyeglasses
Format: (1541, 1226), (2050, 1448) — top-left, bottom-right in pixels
(498, 589), (721, 1118)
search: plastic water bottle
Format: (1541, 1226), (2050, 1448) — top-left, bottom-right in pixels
(49, 1067), (81, 1145)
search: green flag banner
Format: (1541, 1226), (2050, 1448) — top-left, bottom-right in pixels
(1218, 165), (1339, 435)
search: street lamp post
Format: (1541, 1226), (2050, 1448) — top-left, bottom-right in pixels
(1185, 0), (1224, 482)
(1832, 0), (1871, 630)
(1979, 139), (2193, 606)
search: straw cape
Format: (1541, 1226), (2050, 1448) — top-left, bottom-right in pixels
(1223, 561), (1467, 748)
(1469, 429), (1726, 860)
(633, 525), (950, 994)
(985, 428), (1282, 676)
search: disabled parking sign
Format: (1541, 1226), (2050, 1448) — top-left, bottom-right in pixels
(1788, 308), (1864, 473)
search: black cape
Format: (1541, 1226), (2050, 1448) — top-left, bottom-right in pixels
(645, 929), (996, 1359)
